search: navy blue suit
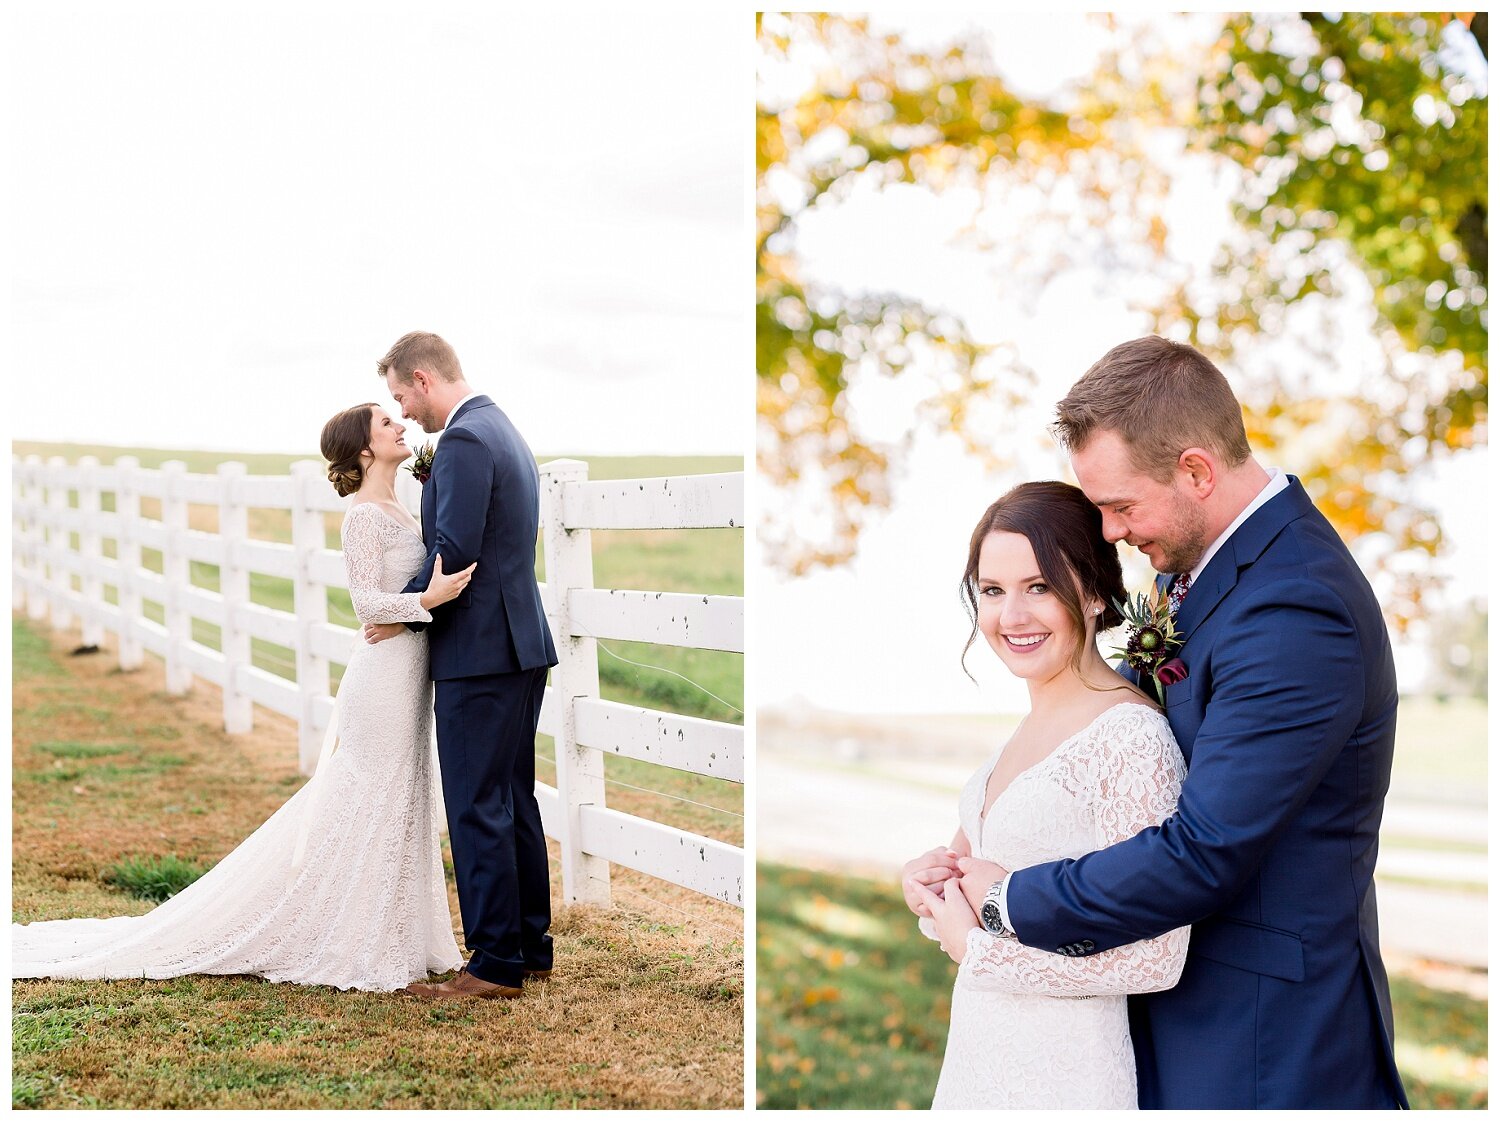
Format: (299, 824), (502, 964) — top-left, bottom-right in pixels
(1006, 478), (1408, 1108)
(403, 395), (558, 987)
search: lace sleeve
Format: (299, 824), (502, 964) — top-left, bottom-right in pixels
(342, 506), (433, 625)
(958, 708), (1190, 996)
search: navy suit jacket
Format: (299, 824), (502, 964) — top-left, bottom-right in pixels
(1006, 478), (1408, 1109)
(403, 396), (558, 680)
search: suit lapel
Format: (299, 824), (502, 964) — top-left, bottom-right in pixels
(447, 395), (494, 427)
(1173, 477), (1316, 641)
(421, 470), (435, 546)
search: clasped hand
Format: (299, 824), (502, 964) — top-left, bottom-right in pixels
(901, 846), (1011, 964)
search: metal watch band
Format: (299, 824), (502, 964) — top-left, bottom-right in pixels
(980, 881), (1010, 935)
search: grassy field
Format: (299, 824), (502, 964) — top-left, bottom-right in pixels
(12, 616), (743, 1110)
(12, 442), (743, 846)
(756, 863), (1487, 1110)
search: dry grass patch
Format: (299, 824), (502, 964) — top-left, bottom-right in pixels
(13, 616), (743, 1110)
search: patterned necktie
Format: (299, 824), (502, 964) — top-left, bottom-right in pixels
(1166, 572), (1192, 619)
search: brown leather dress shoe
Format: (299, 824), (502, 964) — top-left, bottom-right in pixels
(523, 968), (552, 981)
(404, 966), (522, 1001)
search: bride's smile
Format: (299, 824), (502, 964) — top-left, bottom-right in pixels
(974, 530), (1099, 689)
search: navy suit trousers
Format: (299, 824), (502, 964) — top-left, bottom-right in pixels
(433, 668), (552, 987)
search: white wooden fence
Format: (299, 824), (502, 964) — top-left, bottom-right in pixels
(11, 453), (744, 909)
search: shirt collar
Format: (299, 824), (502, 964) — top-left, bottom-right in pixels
(441, 391), (483, 430)
(1188, 469), (1289, 584)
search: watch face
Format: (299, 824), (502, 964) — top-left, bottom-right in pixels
(981, 902), (1001, 931)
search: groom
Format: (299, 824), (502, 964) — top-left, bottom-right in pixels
(956, 337), (1408, 1108)
(366, 330), (558, 1000)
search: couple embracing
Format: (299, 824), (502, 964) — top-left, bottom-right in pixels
(904, 336), (1409, 1109)
(15, 331), (554, 1001)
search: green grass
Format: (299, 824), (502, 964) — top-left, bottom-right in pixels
(13, 618), (66, 677)
(12, 615), (743, 1109)
(757, 864), (954, 1109)
(34, 742), (135, 760)
(102, 855), (209, 903)
(756, 863), (1487, 1110)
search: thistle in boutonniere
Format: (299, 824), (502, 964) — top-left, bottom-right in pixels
(405, 442), (435, 484)
(1109, 587), (1186, 705)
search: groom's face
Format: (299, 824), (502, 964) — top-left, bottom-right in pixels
(1071, 430), (1211, 575)
(386, 370), (442, 433)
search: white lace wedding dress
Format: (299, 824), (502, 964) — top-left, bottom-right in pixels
(922, 702), (1190, 1109)
(12, 502), (463, 992)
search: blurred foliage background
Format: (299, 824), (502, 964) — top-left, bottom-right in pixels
(757, 12), (1486, 645)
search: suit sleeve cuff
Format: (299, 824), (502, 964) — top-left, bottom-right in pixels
(997, 873), (1013, 933)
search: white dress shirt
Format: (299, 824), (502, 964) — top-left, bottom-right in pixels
(991, 468), (1289, 934)
(440, 390), (484, 431)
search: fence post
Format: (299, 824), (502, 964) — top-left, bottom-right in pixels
(14, 457), (35, 614)
(538, 458), (610, 906)
(290, 461), (329, 774)
(218, 461), (253, 733)
(47, 456), (77, 632)
(77, 456), (104, 648)
(161, 460), (192, 694)
(25, 456), (48, 622)
(11, 457), (25, 610)
(115, 456), (144, 671)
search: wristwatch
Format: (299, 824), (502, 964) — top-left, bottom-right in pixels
(980, 879), (1011, 935)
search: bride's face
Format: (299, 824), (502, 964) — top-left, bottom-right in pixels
(975, 531), (1090, 685)
(363, 408), (413, 466)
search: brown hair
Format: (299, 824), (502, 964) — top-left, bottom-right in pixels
(376, 331), (463, 386)
(1053, 336), (1251, 481)
(320, 403), (379, 498)
(960, 481), (1127, 681)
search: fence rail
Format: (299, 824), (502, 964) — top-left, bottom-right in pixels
(11, 453), (744, 909)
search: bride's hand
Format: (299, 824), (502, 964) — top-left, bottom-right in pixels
(420, 553), (478, 610)
(913, 880), (979, 964)
(902, 846), (960, 918)
(363, 622), (405, 645)
(955, 855), (1010, 916)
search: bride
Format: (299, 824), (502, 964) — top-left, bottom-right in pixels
(13, 404), (473, 992)
(902, 481), (1190, 1109)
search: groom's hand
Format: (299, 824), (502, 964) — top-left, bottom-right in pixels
(363, 622), (405, 645)
(955, 856), (1010, 916)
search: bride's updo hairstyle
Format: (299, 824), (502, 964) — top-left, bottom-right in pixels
(320, 403), (380, 498)
(960, 481), (1127, 680)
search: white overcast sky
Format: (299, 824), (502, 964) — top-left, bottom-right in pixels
(8, 4), (744, 457)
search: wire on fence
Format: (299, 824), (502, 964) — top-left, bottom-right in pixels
(591, 638), (743, 718)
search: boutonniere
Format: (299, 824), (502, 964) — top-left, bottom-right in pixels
(1110, 587), (1186, 705)
(405, 442), (436, 485)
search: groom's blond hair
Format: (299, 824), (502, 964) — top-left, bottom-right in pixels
(377, 331), (464, 385)
(1053, 336), (1251, 481)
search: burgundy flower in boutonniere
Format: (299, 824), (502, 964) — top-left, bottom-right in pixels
(1109, 586), (1186, 705)
(1156, 658), (1189, 689)
(405, 442), (435, 485)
